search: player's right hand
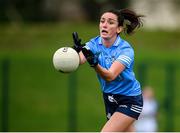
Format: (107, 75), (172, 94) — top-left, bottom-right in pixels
(72, 32), (84, 53)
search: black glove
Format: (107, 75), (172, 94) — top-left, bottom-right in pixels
(82, 48), (98, 67)
(72, 32), (84, 53)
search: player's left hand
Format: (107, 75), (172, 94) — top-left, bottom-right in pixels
(82, 48), (98, 67)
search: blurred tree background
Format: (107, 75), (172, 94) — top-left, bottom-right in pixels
(0, 0), (180, 132)
(0, 0), (129, 22)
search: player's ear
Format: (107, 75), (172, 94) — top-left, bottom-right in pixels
(117, 26), (123, 34)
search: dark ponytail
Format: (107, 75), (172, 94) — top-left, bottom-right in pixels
(108, 9), (144, 35)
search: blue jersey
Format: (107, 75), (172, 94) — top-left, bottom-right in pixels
(84, 36), (141, 96)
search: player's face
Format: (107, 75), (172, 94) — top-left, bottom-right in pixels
(99, 12), (121, 40)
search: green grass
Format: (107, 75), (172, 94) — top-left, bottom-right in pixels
(0, 23), (180, 131)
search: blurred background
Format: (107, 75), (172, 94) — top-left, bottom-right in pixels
(0, 0), (180, 132)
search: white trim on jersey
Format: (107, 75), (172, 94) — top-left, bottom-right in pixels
(117, 55), (132, 66)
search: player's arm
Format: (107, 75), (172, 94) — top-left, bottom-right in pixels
(94, 61), (125, 82)
(82, 48), (126, 81)
(79, 51), (87, 64)
(72, 32), (87, 64)
(95, 51), (133, 81)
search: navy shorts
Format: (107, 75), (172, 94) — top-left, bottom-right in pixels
(103, 93), (143, 120)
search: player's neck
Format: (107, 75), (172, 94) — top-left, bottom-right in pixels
(102, 35), (117, 48)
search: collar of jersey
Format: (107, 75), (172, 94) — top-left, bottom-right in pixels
(98, 35), (121, 47)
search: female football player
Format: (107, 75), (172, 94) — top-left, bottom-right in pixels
(73, 8), (144, 132)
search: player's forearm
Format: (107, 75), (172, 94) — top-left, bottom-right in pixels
(94, 64), (116, 82)
(79, 51), (86, 64)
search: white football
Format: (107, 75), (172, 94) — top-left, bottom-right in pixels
(53, 47), (80, 73)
